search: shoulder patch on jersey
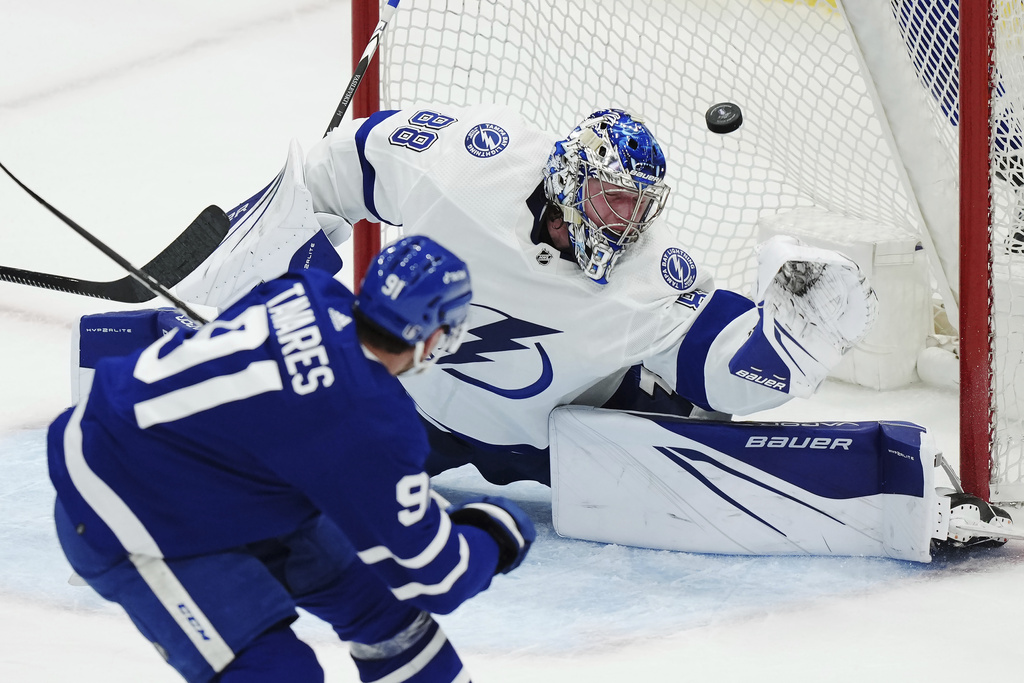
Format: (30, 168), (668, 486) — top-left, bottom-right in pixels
(465, 123), (510, 158)
(660, 247), (697, 291)
(329, 307), (352, 331)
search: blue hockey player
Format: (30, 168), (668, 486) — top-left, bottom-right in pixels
(48, 235), (535, 682)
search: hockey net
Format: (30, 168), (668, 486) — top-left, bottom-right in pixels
(370, 0), (1024, 504)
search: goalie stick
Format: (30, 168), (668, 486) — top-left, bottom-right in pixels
(0, 204), (230, 304)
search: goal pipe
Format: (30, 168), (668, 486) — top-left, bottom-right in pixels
(350, 0), (385, 292)
(958, 0), (995, 501)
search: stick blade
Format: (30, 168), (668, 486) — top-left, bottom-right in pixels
(123, 205), (231, 301)
(0, 205), (230, 303)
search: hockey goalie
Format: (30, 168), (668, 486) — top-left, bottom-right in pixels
(75, 105), (1018, 562)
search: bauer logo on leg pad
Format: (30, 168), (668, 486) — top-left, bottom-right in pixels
(745, 435), (852, 449)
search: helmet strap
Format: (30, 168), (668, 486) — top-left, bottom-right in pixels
(400, 340), (430, 376)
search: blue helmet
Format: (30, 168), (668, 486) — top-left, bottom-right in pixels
(543, 109), (670, 284)
(356, 235), (472, 370)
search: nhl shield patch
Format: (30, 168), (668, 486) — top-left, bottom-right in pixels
(465, 123), (510, 158)
(660, 247), (697, 290)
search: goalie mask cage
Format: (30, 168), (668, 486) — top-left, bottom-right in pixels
(353, 0), (1024, 504)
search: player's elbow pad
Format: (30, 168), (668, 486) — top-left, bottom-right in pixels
(448, 496), (535, 575)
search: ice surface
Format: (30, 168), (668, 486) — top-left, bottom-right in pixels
(3, 2), (1024, 682)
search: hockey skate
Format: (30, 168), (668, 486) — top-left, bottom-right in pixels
(175, 139), (342, 309)
(931, 456), (1022, 552)
(934, 491), (1018, 550)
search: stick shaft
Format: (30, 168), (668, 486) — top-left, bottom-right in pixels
(324, 0), (401, 137)
(0, 160), (214, 323)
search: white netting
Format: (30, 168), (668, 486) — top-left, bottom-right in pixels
(378, 0), (1024, 501)
(382, 0), (922, 295)
(990, 1), (1024, 500)
(887, 0), (1024, 501)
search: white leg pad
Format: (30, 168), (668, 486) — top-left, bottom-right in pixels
(549, 407), (937, 563)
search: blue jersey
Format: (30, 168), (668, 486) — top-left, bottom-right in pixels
(48, 269), (499, 615)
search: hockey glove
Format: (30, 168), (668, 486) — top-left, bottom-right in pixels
(731, 235), (878, 397)
(448, 496), (535, 574)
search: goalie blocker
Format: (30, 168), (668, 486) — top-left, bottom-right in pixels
(549, 407), (1019, 563)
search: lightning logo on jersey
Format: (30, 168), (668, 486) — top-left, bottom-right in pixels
(439, 304), (560, 399)
(465, 123), (510, 158)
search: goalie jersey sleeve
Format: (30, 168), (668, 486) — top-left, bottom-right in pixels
(48, 269), (500, 615)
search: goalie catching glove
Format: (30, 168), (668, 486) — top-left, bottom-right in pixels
(448, 496), (535, 574)
(729, 235), (878, 397)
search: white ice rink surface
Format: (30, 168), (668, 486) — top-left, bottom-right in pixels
(3, 2), (1024, 681)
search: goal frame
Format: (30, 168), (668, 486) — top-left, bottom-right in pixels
(959, 0), (995, 501)
(352, 0), (1006, 502)
(350, 0), (383, 292)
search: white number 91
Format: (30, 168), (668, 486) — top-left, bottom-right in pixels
(396, 472), (430, 526)
(381, 273), (407, 300)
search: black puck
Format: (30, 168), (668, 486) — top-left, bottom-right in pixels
(705, 102), (743, 134)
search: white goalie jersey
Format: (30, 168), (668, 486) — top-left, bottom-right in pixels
(303, 105), (796, 453)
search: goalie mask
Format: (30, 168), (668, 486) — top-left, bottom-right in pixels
(356, 235), (472, 373)
(543, 109), (670, 284)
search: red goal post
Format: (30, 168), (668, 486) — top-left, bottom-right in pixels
(959, 0), (996, 502)
(354, 0), (1024, 505)
(350, 0), (383, 291)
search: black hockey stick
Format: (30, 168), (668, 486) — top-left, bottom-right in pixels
(0, 204), (230, 303)
(0, 159), (219, 322)
(3, 0), (401, 311)
(323, 0), (402, 136)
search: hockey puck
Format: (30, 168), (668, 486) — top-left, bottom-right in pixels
(705, 102), (743, 134)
